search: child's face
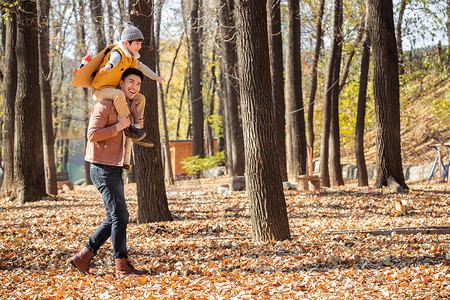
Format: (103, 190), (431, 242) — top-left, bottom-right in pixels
(124, 40), (142, 55)
(119, 74), (142, 100)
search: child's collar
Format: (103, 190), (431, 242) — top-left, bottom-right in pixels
(118, 41), (141, 59)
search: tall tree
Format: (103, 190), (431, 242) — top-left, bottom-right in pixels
(285, 0), (307, 179)
(368, 0), (408, 191)
(328, 0), (345, 187)
(217, 0), (245, 176)
(307, 0), (325, 173)
(130, 0), (173, 222)
(267, 0), (287, 181)
(89, 0), (106, 52)
(355, 0), (371, 187)
(320, 0), (343, 187)
(0, 3), (17, 198)
(154, 0), (174, 185)
(75, 0), (93, 186)
(12, 0), (46, 203)
(447, 0), (450, 46)
(38, 0), (57, 195)
(190, 0), (204, 160)
(205, 45), (217, 157)
(235, 0), (290, 242)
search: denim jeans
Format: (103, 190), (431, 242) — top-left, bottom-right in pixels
(86, 163), (129, 259)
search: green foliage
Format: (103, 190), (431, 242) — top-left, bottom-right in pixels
(181, 151), (225, 177)
(207, 114), (223, 138)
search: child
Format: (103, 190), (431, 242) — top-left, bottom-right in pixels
(91, 22), (165, 142)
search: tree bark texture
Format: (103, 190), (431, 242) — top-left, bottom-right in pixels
(13, 0), (46, 203)
(0, 8), (17, 198)
(320, 0), (343, 187)
(307, 0), (325, 160)
(285, 0), (307, 179)
(38, 0), (57, 195)
(368, 0), (408, 190)
(235, 0), (291, 242)
(218, 0), (245, 176)
(130, 0), (173, 222)
(155, 0), (174, 185)
(190, 0), (204, 159)
(355, 1), (370, 187)
(267, 0), (287, 181)
(206, 46), (217, 157)
(89, 0), (106, 52)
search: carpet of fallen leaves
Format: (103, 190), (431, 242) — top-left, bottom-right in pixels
(1, 178), (449, 299)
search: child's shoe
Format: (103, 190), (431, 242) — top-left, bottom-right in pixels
(133, 138), (154, 148)
(123, 126), (146, 141)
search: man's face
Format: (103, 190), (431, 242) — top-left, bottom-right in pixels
(119, 74), (142, 100)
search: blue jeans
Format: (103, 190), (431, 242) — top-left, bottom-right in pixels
(86, 163), (129, 259)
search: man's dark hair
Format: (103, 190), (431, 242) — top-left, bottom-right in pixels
(121, 68), (144, 81)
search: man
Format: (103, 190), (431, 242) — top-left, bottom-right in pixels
(68, 68), (148, 276)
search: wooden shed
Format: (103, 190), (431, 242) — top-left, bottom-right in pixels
(169, 139), (217, 177)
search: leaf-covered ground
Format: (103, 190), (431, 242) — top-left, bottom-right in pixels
(1, 178), (449, 299)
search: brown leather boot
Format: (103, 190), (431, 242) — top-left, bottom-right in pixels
(115, 258), (149, 276)
(68, 247), (95, 275)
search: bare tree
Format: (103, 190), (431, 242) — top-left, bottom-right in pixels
(190, 0), (204, 160)
(0, 3), (17, 198)
(355, 0), (371, 187)
(267, 0), (287, 181)
(396, 0), (407, 75)
(12, 0), (46, 203)
(368, 0), (408, 191)
(307, 0), (325, 173)
(235, 0), (290, 242)
(130, 0), (173, 222)
(286, 0), (307, 179)
(38, 0), (57, 195)
(89, 0), (106, 52)
(217, 0), (245, 176)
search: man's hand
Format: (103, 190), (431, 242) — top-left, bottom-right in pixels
(155, 76), (166, 85)
(116, 115), (130, 131)
(99, 63), (112, 73)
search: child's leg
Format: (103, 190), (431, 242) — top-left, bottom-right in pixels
(131, 93), (146, 129)
(92, 87), (130, 118)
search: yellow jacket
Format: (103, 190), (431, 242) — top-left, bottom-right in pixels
(92, 45), (138, 90)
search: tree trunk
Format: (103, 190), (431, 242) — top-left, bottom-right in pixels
(218, 0), (245, 176)
(447, 0), (450, 47)
(235, 0), (290, 242)
(267, 0), (287, 181)
(206, 46), (217, 157)
(320, 0), (343, 187)
(75, 0), (93, 186)
(106, 0), (114, 45)
(396, 0), (407, 75)
(355, 1), (370, 187)
(89, 0), (106, 52)
(37, 0), (57, 195)
(190, 0), (204, 161)
(307, 0), (325, 175)
(368, 0), (408, 191)
(155, 0), (174, 185)
(13, 0), (46, 203)
(285, 0), (307, 180)
(328, 0), (344, 187)
(0, 7), (16, 198)
(130, 0), (173, 222)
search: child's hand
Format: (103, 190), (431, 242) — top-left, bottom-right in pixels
(155, 76), (166, 85)
(99, 64), (112, 73)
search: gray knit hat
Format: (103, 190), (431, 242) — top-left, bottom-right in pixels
(121, 22), (144, 42)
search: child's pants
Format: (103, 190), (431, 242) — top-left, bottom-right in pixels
(92, 87), (146, 121)
(92, 87), (146, 167)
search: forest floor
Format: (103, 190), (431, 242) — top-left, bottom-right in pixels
(1, 177), (449, 299)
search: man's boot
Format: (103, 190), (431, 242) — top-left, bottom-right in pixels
(115, 258), (149, 276)
(68, 247), (95, 275)
(123, 126), (146, 141)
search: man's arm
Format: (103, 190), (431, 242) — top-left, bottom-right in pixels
(87, 103), (130, 142)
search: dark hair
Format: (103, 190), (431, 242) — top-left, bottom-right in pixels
(128, 39), (143, 44)
(121, 68), (144, 81)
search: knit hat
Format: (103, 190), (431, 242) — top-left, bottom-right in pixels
(121, 22), (144, 42)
